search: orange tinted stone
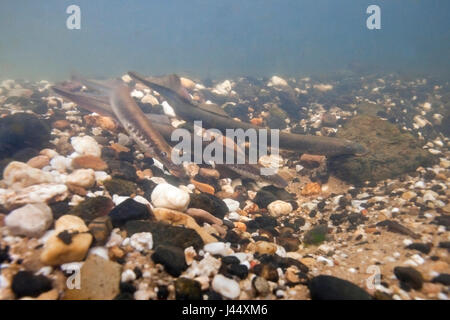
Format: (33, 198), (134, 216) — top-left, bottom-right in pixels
(72, 155), (108, 171)
(191, 179), (215, 194)
(301, 182), (321, 196)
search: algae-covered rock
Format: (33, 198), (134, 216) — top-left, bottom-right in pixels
(330, 115), (436, 185)
(103, 178), (137, 196)
(68, 196), (114, 224)
(0, 113), (50, 162)
(266, 104), (288, 129)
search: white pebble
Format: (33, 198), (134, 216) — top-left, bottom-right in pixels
(203, 242), (234, 256)
(121, 269), (137, 282)
(151, 183), (190, 211)
(223, 198), (240, 212)
(212, 274), (240, 299)
(70, 136), (101, 157)
(129, 232), (153, 252)
(267, 200), (293, 217)
(5, 203), (53, 238)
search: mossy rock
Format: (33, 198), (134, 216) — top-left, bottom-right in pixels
(330, 115), (437, 185)
(69, 196), (115, 224)
(267, 104), (288, 129)
(303, 224), (328, 245)
(103, 178), (137, 196)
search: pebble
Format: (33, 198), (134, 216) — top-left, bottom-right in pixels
(175, 278), (202, 300)
(301, 182), (322, 196)
(26, 155), (50, 169)
(63, 254), (121, 300)
(309, 275), (372, 300)
(151, 244), (187, 277)
(129, 232), (153, 252)
(66, 169), (95, 189)
(222, 198), (240, 213)
(70, 136), (101, 157)
(204, 242), (234, 256)
(72, 155), (108, 171)
(267, 76), (288, 87)
(267, 200), (293, 217)
(121, 269), (137, 282)
(3, 161), (54, 189)
(189, 193), (229, 219)
(185, 208), (223, 226)
(11, 271), (53, 298)
(394, 266), (424, 290)
(1, 183), (69, 210)
(5, 203), (53, 238)
(212, 274), (240, 299)
(109, 198), (151, 228)
(40, 215), (93, 266)
(151, 183), (190, 211)
(252, 276), (271, 296)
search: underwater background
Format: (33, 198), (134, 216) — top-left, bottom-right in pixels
(1, 0), (450, 81)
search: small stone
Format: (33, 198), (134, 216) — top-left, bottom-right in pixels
(303, 224), (328, 245)
(2, 183), (69, 210)
(199, 167), (220, 179)
(405, 243), (432, 254)
(151, 183), (190, 211)
(222, 198), (240, 213)
(248, 241), (278, 255)
(69, 196), (114, 224)
(267, 200), (293, 217)
(189, 193), (229, 219)
(71, 136), (101, 157)
(84, 114), (117, 131)
(253, 191), (277, 209)
(401, 191), (417, 201)
(63, 254), (122, 300)
(251, 263), (279, 282)
(5, 203), (53, 238)
(66, 169), (95, 189)
(26, 155), (50, 169)
(267, 76), (288, 87)
(124, 220), (204, 250)
(252, 276), (270, 296)
(103, 178), (137, 196)
(3, 161), (54, 189)
(309, 275), (372, 300)
(204, 242), (233, 256)
(175, 278), (202, 300)
(180, 77), (196, 90)
(129, 232), (153, 252)
(301, 182), (321, 196)
(109, 198), (151, 228)
(394, 266), (424, 290)
(52, 119), (71, 130)
(212, 274), (240, 299)
(11, 271), (53, 298)
(88, 216), (113, 246)
(151, 245), (187, 277)
(432, 274), (450, 286)
(191, 179), (215, 195)
(72, 155), (108, 171)
(40, 215), (93, 266)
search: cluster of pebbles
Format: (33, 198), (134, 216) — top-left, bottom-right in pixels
(0, 72), (448, 300)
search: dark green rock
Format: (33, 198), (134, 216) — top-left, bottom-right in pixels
(253, 190), (277, 209)
(124, 220), (204, 250)
(175, 278), (202, 300)
(330, 115), (437, 185)
(69, 196), (115, 224)
(189, 193), (228, 219)
(0, 113), (50, 162)
(267, 104), (288, 129)
(303, 224), (328, 245)
(103, 178), (137, 196)
(309, 275), (372, 300)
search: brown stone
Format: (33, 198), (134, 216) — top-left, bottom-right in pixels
(26, 155), (50, 169)
(88, 216), (113, 246)
(301, 182), (321, 196)
(72, 155), (108, 171)
(84, 114), (118, 131)
(63, 255), (122, 300)
(52, 120), (71, 130)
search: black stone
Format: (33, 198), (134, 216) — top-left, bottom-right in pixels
(309, 275), (372, 300)
(152, 245), (187, 277)
(11, 271), (53, 298)
(0, 245), (11, 264)
(103, 178), (137, 196)
(49, 201), (71, 220)
(175, 278), (202, 300)
(221, 256), (240, 265)
(107, 159), (138, 182)
(253, 190), (277, 209)
(189, 193), (228, 219)
(221, 263), (248, 279)
(125, 220), (204, 250)
(252, 263), (279, 282)
(109, 198), (151, 228)
(157, 285), (169, 300)
(394, 266), (423, 290)
(432, 274), (450, 286)
(405, 243), (432, 254)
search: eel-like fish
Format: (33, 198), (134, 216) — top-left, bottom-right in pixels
(128, 71), (367, 157)
(53, 81), (186, 178)
(52, 81), (288, 187)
